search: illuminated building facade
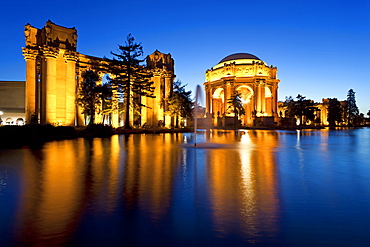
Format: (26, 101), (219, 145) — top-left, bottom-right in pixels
(22, 20), (175, 127)
(278, 98), (348, 126)
(0, 81), (25, 125)
(204, 53), (280, 127)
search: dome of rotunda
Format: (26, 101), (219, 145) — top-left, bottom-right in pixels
(212, 53), (264, 70)
(218, 53), (261, 63)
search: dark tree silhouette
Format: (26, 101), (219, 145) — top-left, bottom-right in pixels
(296, 94), (314, 125)
(108, 34), (154, 129)
(327, 98), (343, 126)
(284, 94), (317, 125)
(284, 96), (296, 118)
(166, 80), (193, 128)
(346, 89), (359, 126)
(98, 77), (113, 124)
(77, 70), (101, 125)
(227, 91), (245, 126)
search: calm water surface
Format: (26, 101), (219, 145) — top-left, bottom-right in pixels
(1, 128), (370, 246)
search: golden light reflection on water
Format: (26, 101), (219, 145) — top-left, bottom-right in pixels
(18, 139), (87, 245)
(17, 137), (127, 245)
(204, 130), (281, 240)
(14, 131), (281, 245)
(121, 134), (180, 219)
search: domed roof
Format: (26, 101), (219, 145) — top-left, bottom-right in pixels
(219, 53), (261, 63)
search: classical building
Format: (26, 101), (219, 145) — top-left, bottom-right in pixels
(204, 53), (280, 127)
(278, 98), (348, 126)
(0, 81), (25, 125)
(22, 20), (175, 127)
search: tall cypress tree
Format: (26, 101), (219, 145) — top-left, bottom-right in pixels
(108, 34), (154, 129)
(347, 89), (359, 126)
(327, 98), (343, 126)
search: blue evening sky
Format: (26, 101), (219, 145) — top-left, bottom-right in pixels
(1, 0), (369, 113)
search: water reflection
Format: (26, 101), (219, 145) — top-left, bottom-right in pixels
(121, 134), (180, 219)
(17, 140), (87, 245)
(7, 131), (283, 245)
(202, 130), (281, 243)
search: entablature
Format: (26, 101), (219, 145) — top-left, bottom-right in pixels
(206, 62), (278, 82)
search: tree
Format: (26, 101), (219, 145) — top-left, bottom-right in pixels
(359, 113), (365, 125)
(108, 34), (154, 129)
(98, 77), (113, 124)
(166, 80), (193, 128)
(327, 98), (343, 126)
(77, 70), (102, 125)
(284, 96), (296, 118)
(346, 89), (359, 126)
(227, 91), (245, 126)
(284, 94), (318, 125)
(295, 94), (317, 125)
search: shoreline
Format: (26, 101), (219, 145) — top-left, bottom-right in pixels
(0, 124), (368, 149)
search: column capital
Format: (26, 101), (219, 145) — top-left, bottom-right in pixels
(41, 46), (59, 59)
(152, 69), (162, 77)
(163, 72), (174, 78)
(22, 47), (39, 60)
(64, 50), (79, 62)
(256, 79), (266, 86)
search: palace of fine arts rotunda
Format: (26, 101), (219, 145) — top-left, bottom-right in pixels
(204, 53), (280, 126)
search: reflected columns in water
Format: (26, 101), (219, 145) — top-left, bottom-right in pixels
(205, 130), (281, 242)
(121, 134), (180, 220)
(17, 139), (89, 245)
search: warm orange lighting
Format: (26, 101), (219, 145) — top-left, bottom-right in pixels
(202, 130), (280, 238)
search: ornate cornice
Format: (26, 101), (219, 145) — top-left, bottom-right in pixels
(64, 50), (79, 62)
(22, 47), (39, 60)
(41, 46), (59, 59)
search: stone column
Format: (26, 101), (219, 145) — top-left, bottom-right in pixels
(64, 51), (78, 126)
(272, 83), (279, 118)
(224, 81), (233, 115)
(205, 84), (211, 114)
(41, 46), (59, 124)
(255, 80), (262, 115)
(75, 73), (85, 126)
(222, 84), (227, 115)
(261, 81), (266, 114)
(164, 74), (173, 127)
(141, 95), (147, 126)
(22, 48), (38, 123)
(111, 113), (119, 128)
(150, 71), (161, 126)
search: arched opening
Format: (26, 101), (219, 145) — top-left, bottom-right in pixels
(5, 117), (13, 125)
(236, 85), (254, 125)
(212, 88), (225, 116)
(16, 118), (24, 126)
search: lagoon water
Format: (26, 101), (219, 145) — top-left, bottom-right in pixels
(1, 128), (370, 246)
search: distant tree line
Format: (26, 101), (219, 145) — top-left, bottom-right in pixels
(282, 89), (367, 127)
